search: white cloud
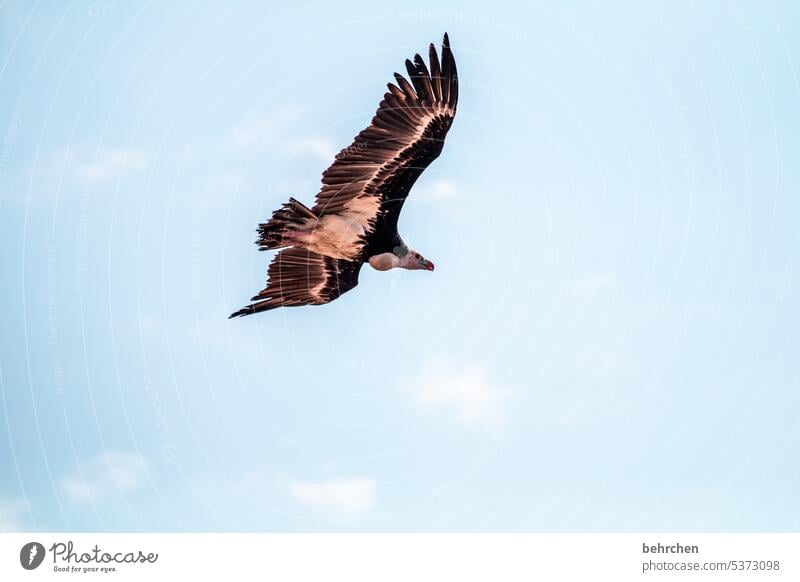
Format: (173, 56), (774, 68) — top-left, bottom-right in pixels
(230, 118), (277, 150)
(60, 451), (147, 504)
(229, 108), (300, 150)
(295, 136), (337, 162)
(74, 149), (147, 181)
(408, 358), (511, 427)
(0, 496), (29, 532)
(414, 178), (457, 200)
(228, 111), (340, 164)
(288, 477), (377, 516)
(569, 273), (616, 297)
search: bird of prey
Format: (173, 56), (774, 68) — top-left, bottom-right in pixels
(230, 33), (458, 318)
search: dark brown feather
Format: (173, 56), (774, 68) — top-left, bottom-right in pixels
(428, 43), (442, 100)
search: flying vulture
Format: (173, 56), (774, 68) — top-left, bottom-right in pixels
(230, 33), (458, 318)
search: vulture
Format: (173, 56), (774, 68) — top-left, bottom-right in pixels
(230, 33), (458, 318)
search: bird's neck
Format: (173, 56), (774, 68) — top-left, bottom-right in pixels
(368, 252), (401, 271)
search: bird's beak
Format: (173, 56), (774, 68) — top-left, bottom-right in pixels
(425, 261), (435, 271)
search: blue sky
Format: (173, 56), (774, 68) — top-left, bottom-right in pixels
(1, 0), (799, 532)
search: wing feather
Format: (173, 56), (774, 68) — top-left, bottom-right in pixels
(393, 72), (417, 100)
(428, 43), (442, 100)
(411, 53), (434, 105)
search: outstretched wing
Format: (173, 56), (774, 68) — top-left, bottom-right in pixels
(311, 33), (458, 253)
(229, 247), (362, 318)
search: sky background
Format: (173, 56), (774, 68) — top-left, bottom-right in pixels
(1, 0), (799, 532)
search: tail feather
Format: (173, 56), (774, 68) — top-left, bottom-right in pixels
(256, 197), (317, 251)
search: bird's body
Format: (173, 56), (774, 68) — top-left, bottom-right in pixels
(230, 34), (458, 318)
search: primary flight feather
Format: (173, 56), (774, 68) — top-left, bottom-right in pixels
(230, 33), (458, 318)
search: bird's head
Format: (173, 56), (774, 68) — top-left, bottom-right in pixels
(398, 248), (435, 271)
